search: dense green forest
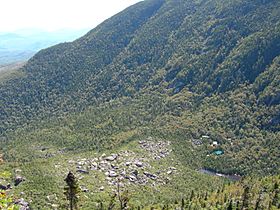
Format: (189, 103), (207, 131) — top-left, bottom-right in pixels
(0, 0), (279, 209)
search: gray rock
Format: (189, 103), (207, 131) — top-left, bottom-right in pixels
(143, 171), (157, 180)
(76, 169), (89, 174)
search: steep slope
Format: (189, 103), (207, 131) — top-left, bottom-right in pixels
(0, 0), (165, 132)
(1, 0), (279, 134)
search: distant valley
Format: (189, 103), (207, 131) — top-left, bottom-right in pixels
(0, 28), (88, 65)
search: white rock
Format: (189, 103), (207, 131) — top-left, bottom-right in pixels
(91, 162), (98, 167)
(167, 170), (173, 175)
(51, 204), (59, 209)
(125, 162), (131, 166)
(128, 175), (137, 182)
(105, 154), (117, 161)
(135, 161), (143, 167)
(81, 186), (89, 192)
(105, 177), (112, 181)
(77, 161), (84, 166)
(15, 169), (22, 173)
(108, 171), (118, 177)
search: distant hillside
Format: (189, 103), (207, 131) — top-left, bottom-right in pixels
(0, 50), (35, 65)
(0, 28), (88, 64)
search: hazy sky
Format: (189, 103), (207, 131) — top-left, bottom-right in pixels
(0, 0), (142, 32)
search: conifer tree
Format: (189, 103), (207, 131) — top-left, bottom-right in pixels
(181, 198), (185, 210)
(204, 192), (208, 201)
(116, 180), (129, 210)
(108, 193), (116, 210)
(254, 189), (263, 210)
(64, 172), (80, 210)
(272, 182), (279, 207)
(189, 190), (194, 201)
(241, 185), (250, 210)
(227, 200), (233, 210)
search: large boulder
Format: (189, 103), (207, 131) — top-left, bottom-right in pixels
(128, 175), (137, 182)
(108, 171), (118, 177)
(125, 162), (131, 166)
(143, 171), (157, 180)
(135, 161), (143, 167)
(80, 186), (89, 193)
(14, 198), (30, 210)
(105, 154), (118, 161)
(0, 183), (11, 190)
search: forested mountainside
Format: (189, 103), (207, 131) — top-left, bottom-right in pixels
(0, 0), (279, 209)
(1, 0), (280, 133)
